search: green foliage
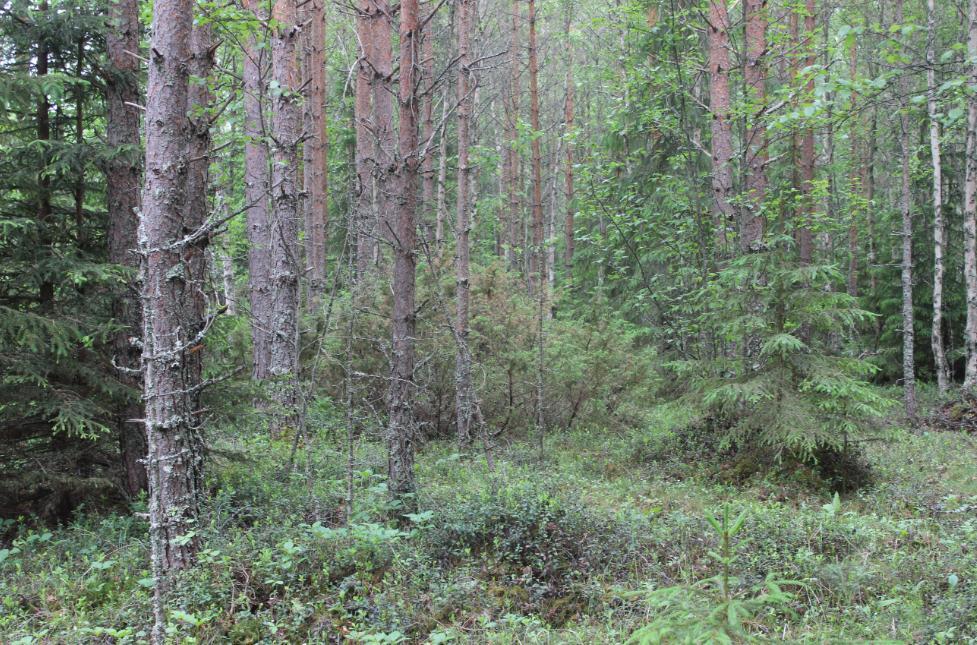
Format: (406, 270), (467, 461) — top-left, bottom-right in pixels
(664, 243), (890, 486)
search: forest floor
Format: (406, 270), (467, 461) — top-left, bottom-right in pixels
(2, 387), (977, 643)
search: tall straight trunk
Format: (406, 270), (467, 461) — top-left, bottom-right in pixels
(368, 0), (395, 245)
(185, 20), (213, 413)
(742, 0), (767, 251)
(435, 94), (449, 252)
(388, 0), (420, 503)
(847, 39), (859, 297)
(504, 0), (522, 270)
(269, 0), (302, 433)
(707, 0), (734, 251)
(303, 0), (328, 305)
(454, 0), (475, 446)
(139, 0), (203, 637)
(354, 0), (375, 277)
(244, 0), (272, 380)
(36, 1), (53, 308)
(796, 0), (816, 265)
(965, 0), (977, 390)
(105, 0), (146, 497)
(928, 0), (949, 394)
(421, 12), (436, 238)
(563, 7), (575, 278)
(528, 0), (543, 290)
(896, 0), (917, 418)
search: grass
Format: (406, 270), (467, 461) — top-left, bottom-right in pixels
(2, 389), (976, 643)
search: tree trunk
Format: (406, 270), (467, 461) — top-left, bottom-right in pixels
(563, 7), (575, 279)
(796, 0), (815, 265)
(504, 0), (522, 270)
(965, 0), (977, 390)
(528, 0), (544, 292)
(928, 0), (949, 394)
(421, 8), (436, 239)
(139, 0), (204, 637)
(742, 0), (767, 251)
(244, 0), (272, 381)
(369, 0), (395, 247)
(707, 0), (734, 252)
(303, 0), (328, 306)
(436, 95), (449, 253)
(354, 0), (375, 278)
(454, 0), (475, 447)
(388, 0), (420, 505)
(896, 0), (917, 418)
(269, 0), (302, 433)
(105, 0), (146, 497)
(37, 1), (53, 308)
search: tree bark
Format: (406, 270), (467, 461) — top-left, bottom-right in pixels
(354, 0), (375, 278)
(796, 0), (815, 265)
(368, 0), (395, 247)
(847, 39), (859, 297)
(105, 0), (146, 497)
(707, 0), (734, 252)
(139, 0), (204, 637)
(421, 8), (436, 239)
(269, 0), (302, 433)
(742, 0), (767, 251)
(302, 0), (328, 306)
(504, 0), (522, 270)
(965, 0), (977, 390)
(244, 0), (272, 381)
(454, 0), (475, 447)
(435, 95), (449, 253)
(388, 0), (420, 505)
(928, 0), (949, 394)
(896, 0), (917, 418)
(563, 7), (575, 279)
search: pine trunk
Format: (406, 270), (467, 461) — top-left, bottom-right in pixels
(105, 0), (146, 497)
(303, 0), (328, 306)
(743, 0), (767, 251)
(269, 0), (302, 433)
(388, 0), (420, 504)
(707, 0), (734, 252)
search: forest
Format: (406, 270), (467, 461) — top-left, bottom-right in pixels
(2, 0), (977, 641)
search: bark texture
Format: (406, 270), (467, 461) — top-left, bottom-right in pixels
(455, 0), (475, 446)
(563, 6), (575, 279)
(707, 0), (734, 252)
(796, 0), (815, 265)
(504, 0), (522, 270)
(927, 0), (949, 394)
(139, 0), (204, 637)
(105, 0), (146, 497)
(388, 0), (420, 504)
(965, 0), (977, 390)
(896, 0), (917, 418)
(742, 0), (767, 251)
(244, 0), (272, 381)
(303, 0), (329, 305)
(269, 0), (302, 432)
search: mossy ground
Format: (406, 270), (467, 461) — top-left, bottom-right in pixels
(2, 388), (976, 643)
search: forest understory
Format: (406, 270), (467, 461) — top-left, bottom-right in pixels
(3, 390), (977, 642)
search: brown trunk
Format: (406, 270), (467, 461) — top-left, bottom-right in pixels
(303, 0), (329, 305)
(742, 0), (767, 251)
(435, 94), (449, 253)
(269, 0), (302, 433)
(388, 0), (420, 504)
(139, 0), (204, 636)
(896, 0), (917, 418)
(354, 0), (375, 277)
(965, 0), (977, 389)
(928, 0), (949, 393)
(105, 0), (146, 497)
(454, 0), (475, 447)
(707, 0), (734, 252)
(244, 0), (272, 381)
(368, 0), (395, 246)
(74, 38), (86, 247)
